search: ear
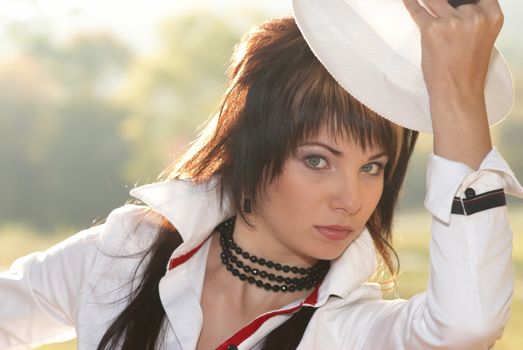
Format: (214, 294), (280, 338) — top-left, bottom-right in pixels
(243, 198), (252, 213)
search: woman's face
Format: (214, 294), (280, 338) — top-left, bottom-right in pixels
(242, 128), (388, 265)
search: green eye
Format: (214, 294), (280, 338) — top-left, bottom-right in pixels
(361, 162), (384, 175)
(305, 155), (328, 169)
(362, 164), (374, 172)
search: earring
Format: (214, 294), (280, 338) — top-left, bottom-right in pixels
(243, 198), (252, 213)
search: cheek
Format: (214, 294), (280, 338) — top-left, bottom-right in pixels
(264, 163), (328, 219)
(269, 172), (316, 214)
(362, 180), (384, 217)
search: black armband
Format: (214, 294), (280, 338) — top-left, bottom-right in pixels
(451, 188), (506, 215)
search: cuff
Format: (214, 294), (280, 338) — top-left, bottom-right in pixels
(424, 147), (523, 224)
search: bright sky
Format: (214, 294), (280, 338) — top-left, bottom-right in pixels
(0, 0), (293, 53)
(0, 0), (519, 56)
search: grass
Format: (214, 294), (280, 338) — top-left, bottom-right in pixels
(1, 207), (522, 349)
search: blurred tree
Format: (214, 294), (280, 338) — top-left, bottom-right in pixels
(0, 56), (62, 227)
(118, 9), (263, 182)
(0, 30), (133, 230)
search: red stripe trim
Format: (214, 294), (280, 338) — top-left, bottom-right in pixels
(215, 284), (321, 350)
(168, 241), (206, 270)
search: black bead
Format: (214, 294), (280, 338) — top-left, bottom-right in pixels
(216, 216), (332, 294)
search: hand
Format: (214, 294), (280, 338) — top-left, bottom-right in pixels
(403, 0), (503, 97)
(402, 0), (505, 169)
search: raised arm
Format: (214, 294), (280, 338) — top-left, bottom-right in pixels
(404, 0), (502, 168)
(354, 1), (523, 349)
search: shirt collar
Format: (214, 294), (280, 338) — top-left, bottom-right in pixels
(130, 177), (377, 301)
(130, 177), (234, 258)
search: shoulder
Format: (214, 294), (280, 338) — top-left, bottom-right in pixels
(76, 205), (167, 315)
(97, 203), (165, 256)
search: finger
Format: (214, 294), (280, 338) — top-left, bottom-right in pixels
(402, 0), (434, 27)
(476, 0), (503, 18)
(423, 0), (456, 18)
(476, 0), (504, 33)
(448, 0), (480, 8)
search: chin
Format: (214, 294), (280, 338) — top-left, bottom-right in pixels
(311, 239), (355, 261)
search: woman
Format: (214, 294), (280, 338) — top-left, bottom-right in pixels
(1, 0), (522, 349)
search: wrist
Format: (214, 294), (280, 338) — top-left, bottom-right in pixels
(429, 87), (485, 109)
(429, 92), (492, 169)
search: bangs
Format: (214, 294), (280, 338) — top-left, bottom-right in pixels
(285, 61), (403, 174)
(230, 25), (405, 187)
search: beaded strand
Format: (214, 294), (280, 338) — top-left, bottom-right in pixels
(217, 217), (330, 293)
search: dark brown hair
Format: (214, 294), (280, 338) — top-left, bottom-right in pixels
(98, 16), (418, 350)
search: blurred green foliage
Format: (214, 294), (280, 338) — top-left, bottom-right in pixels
(0, 30), (131, 230)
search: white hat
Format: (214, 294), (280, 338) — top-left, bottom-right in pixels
(292, 0), (514, 133)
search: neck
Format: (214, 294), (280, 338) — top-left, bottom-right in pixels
(205, 232), (313, 313)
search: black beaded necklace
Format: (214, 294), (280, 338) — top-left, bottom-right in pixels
(217, 217), (330, 293)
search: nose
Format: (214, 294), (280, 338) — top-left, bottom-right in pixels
(330, 173), (362, 215)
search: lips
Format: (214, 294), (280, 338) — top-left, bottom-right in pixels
(314, 225), (354, 241)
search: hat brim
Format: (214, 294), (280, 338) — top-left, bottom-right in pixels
(292, 0), (514, 133)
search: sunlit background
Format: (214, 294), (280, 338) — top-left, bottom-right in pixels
(1, 0), (522, 349)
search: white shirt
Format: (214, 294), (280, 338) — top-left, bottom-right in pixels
(1, 148), (522, 350)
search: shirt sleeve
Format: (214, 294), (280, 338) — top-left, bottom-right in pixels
(0, 225), (103, 350)
(360, 147), (523, 350)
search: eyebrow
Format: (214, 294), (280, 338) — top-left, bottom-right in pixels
(298, 141), (388, 160)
